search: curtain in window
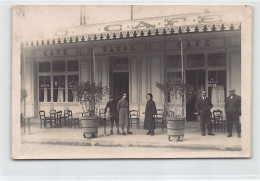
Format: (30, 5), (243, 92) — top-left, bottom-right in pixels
(58, 88), (64, 102)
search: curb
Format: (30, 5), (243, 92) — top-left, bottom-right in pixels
(22, 139), (242, 151)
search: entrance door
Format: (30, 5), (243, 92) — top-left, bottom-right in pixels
(186, 70), (206, 121)
(112, 72), (129, 102)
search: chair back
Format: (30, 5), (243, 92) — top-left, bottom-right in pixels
(64, 109), (69, 117)
(50, 109), (56, 118)
(155, 109), (164, 118)
(56, 111), (62, 119)
(129, 110), (139, 119)
(99, 109), (106, 117)
(39, 110), (45, 119)
(213, 109), (223, 120)
(67, 110), (73, 118)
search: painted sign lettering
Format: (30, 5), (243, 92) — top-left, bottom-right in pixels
(43, 49), (68, 56)
(102, 45), (135, 53)
(176, 40), (210, 48)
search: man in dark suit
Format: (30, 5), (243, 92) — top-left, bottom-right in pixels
(195, 90), (214, 136)
(225, 89), (241, 138)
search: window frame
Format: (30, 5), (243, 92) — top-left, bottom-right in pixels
(38, 59), (79, 103)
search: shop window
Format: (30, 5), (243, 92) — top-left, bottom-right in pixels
(39, 62), (50, 72)
(68, 60), (79, 71)
(187, 54), (205, 67)
(68, 75), (79, 102)
(208, 70), (226, 104)
(167, 55), (182, 68)
(53, 75), (65, 102)
(38, 60), (79, 103)
(52, 60), (65, 72)
(39, 76), (51, 102)
(208, 53), (226, 66)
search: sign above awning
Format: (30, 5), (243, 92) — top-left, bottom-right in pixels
(21, 11), (241, 47)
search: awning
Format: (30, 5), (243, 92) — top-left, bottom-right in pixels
(21, 12), (241, 47)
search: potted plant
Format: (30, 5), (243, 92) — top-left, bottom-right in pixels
(71, 81), (109, 138)
(156, 77), (196, 141)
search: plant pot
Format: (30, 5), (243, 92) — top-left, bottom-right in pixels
(166, 117), (185, 141)
(81, 116), (98, 138)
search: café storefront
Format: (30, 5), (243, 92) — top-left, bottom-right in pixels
(21, 12), (241, 121)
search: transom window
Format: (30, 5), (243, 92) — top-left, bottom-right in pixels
(208, 53), (226, 66)
(187, 54), (205, 67)
(167, 55), (182, 68)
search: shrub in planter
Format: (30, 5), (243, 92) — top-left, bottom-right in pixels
(156, 77), (196, 141)
(71, 81), (109, 138)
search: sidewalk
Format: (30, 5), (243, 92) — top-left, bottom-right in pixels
(21, 119), (242, 151)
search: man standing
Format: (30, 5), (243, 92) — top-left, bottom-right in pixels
(195, 90), (214, 136)
(104, 96), (121, 135)
(225, 89), (241, 138)
(117, 93), (133, 135)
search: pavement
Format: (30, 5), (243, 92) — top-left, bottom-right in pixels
(21, 118), (242, 151)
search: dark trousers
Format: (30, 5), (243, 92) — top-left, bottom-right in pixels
(200, 113), (213, 134)
(226, 112), (241, 135)
(110, 113), (119, 129)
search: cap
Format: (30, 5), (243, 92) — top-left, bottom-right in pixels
(229, 89), (235, 92)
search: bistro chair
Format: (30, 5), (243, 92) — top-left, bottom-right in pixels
(49, 109), (57, 128)
(67, 110), (81, 128)
(154, 109), (165, 132)
(129, 110), (140, 129)
(212, 109), (226, 132)
(56, 110), (67, 128)
(39, 110), (51, 129)
(63, 109), (70, 127)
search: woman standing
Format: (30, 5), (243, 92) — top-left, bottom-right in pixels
(144, 93), (157, 136)
(117, 93), (133, 135)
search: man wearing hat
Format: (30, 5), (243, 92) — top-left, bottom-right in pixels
(225, 89), (241, 137)
(104, 96), (121, 135)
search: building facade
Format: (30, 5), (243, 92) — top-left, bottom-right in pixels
(20, 12), (241, 121)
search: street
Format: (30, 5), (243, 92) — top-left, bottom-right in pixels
(21, 143), (228, 159)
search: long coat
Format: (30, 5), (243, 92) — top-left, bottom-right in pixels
(225, 94), (241, 114)
(144, 99), (157, 130)
(117, 98), (129, 128)
(195, 97), (213, 116)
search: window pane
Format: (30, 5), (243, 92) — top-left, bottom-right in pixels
(208, 53), (226, 66)
(218, 70), (226, 86)
(39, 76), (50, 88)
(167, 55), (182, 68)
(208, 70), (226, 104)
(68, 60), (79, 71)
(39, 88), (51, 102)
(53, 75), (65, 88)
(68, 75), (79, 88)
(53, 89), (65, 102)
(39, 62), (50, 72)
(52, 61), (65, 72)
(53, 75), (65, 102)
(187, 54), (204, 67)
(68, 75), (79, 102)
(39, 76), (51, 102)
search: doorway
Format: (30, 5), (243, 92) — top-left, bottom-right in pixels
(112, 72), (129, 102)
(109, 57), (129, 102)
(186, 70), (206, 121)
